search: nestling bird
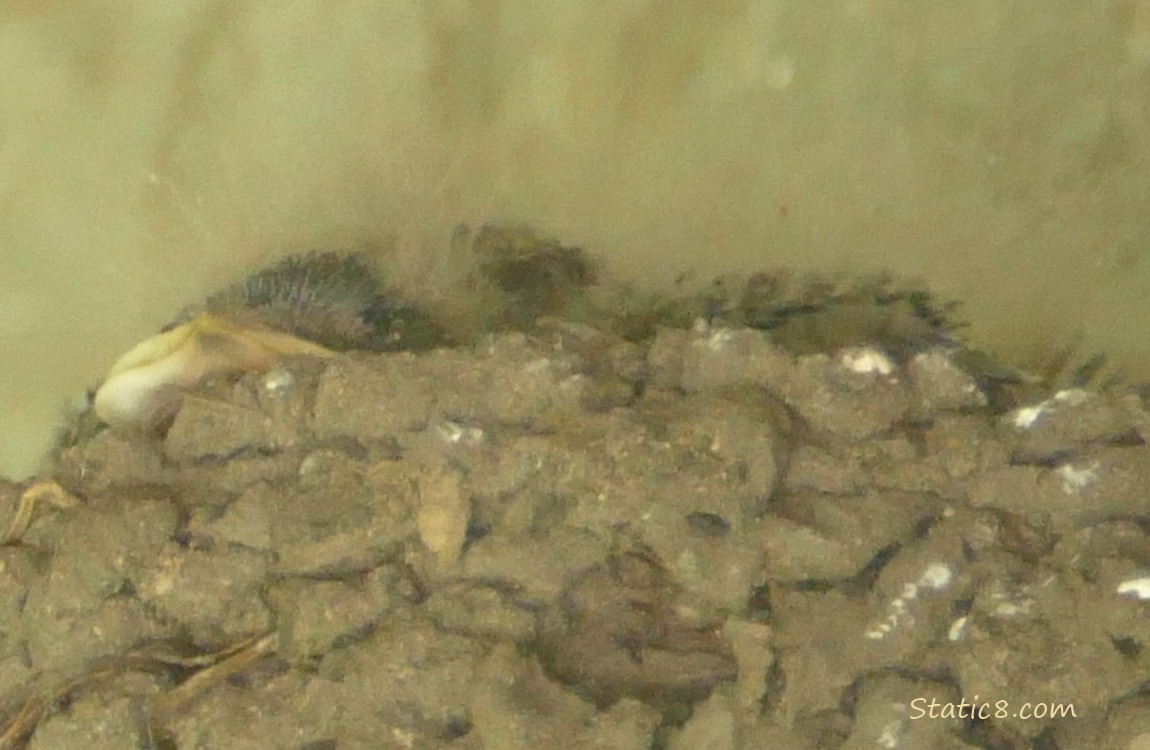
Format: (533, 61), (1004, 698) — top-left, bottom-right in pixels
(92, 252), (442, 431)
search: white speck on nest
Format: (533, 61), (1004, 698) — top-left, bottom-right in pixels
(1011, 388), (1094, 430)
(706, 327), (735, 351)
(920, 562), (953, 589)
(840, 347), (895, 377)
(1012, 405), (1045, 429)
(262, 367), (295, 397)
(1117, 577), (1150, 600)
(1056, 461), (1099, 494)
(437, 421), (485, 446)
(992, 600), (1029, 617)
(877, 719), (903, 749)
(865, 562), (953, 640)
(1053, 388), (1093, 406)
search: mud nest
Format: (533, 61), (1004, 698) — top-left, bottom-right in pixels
(3, 226), (1147, 750)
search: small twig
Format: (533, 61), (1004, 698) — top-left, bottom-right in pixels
(146, 632), (278, 722)
(1, 481), (81, 546)
(0, 632), (277, 749)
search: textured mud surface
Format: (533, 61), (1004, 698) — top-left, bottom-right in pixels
(3, 241), (1150, 749)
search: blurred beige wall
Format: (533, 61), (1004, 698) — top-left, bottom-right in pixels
(2, 0), (1149, 479)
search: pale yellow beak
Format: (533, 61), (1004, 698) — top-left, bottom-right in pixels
(93, 313), (333, 429)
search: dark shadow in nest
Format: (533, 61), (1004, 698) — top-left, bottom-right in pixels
(463, 223), (599, 331)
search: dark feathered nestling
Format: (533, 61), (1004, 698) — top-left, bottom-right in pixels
(91, 251), (444, 431)
(200, 251), (444, 352)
